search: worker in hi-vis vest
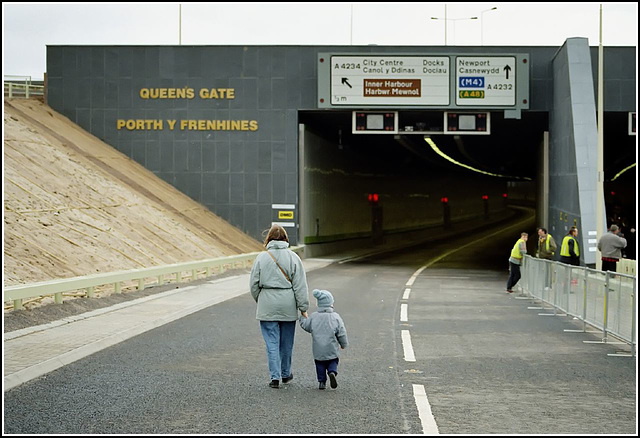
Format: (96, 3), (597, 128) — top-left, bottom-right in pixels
(560, 226), (580, 266)
(536, 227), (557, 260)
(506, 232), (528, 293)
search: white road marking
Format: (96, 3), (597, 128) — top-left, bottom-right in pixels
(400, 303), (408, 322)
(412, 384), (440, 434)
(403, 288), (411, 300)
(406, 276), (417, 286)
(401, 330), (416, 362)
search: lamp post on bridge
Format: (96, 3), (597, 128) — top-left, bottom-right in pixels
(431, 5), (478, 46)
(480, 7), (498, 46)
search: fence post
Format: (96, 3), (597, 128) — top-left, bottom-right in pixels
(13, 299), (23, 311)
(603, 271), (610, 342)
(115, 282), (121, 294)
(26, 84), (30, 98)
(192, 269), (197, 281)
(86, 286), (94, 298)
(631, 279), (637, 356)
(9, 83), (13, 98)
(582, 266), (588, 331)
(138, 278), (145, 291)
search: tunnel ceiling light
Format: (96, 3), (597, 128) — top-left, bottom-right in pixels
(424, 137), (532, 181)
(610, 163), (636, 181)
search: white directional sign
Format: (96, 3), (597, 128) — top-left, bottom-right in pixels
(331, 56), (450, 106)
(456, 56), (516, 106)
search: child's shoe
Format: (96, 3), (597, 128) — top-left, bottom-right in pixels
(318, 381), (326, 390)
(329, 372), (338, 389)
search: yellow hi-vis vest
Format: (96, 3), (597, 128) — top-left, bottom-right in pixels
(510, 238), (525, 259)
(561, 235), (579, 257)
(544, 234), (553, 253)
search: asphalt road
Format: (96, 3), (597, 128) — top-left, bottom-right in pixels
(4, 215), (637, 434)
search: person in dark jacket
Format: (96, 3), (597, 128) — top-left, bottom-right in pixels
(299, 289), (348, 390)
(250, 225), (309, 389)
(560, 226), (580, 266)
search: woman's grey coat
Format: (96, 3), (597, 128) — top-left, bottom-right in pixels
(299, 308), (348, 361)
(250, 241), (309, 321)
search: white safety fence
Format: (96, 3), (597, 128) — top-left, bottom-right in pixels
(520, 255), (636, 357)
(4, 246), (303, 311)
(4, 75), (44, 98)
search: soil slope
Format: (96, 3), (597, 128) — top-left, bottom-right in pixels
(4, 99), (262, 291)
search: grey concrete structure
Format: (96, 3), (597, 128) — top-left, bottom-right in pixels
(550, 38), (600, 265)
(45, 43), (636, 250)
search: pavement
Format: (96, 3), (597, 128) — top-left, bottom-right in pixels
(3, 257), (336, 392)
(4, 213), (518, 392)
(3, 220), (636, 434)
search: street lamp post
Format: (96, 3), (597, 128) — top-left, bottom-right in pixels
(431, 8), (478, 46)
(480, 7), (497, 46)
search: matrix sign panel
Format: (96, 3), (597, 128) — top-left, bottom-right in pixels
(330, 56), (450, 106)
(456, 56), (516, 106)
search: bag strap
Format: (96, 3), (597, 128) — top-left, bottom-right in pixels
(266, 250), (292, 283)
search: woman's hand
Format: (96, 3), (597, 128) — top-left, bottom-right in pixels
(301, 311), (308, 318)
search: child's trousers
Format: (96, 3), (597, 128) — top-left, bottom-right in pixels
(314, 358), (339, 382)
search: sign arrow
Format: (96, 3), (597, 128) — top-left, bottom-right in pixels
(341, 77), (353, 88)
(503, 65), (511, 80)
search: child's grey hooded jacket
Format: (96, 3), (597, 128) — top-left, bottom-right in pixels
(250, 240), (309, 321)
(299, 289), (349, 361)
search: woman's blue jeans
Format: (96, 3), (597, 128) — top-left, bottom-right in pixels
(259, 321), (296, 381)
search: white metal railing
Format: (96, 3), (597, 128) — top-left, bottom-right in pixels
(520, 255), (636, 357)
(4, 75), (44, 98)
(617, 258), (636, 276)
(4, 246), (304, 311)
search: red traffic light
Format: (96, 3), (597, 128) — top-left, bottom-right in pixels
(368, 193), (380, 204)
(503, 193), (508, 198)
(482, 195), (488, 200)
(441, 197), (448, 204)
(373, 193), (379, 202)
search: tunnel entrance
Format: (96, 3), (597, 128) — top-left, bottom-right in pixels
(298, 110), (547, 255)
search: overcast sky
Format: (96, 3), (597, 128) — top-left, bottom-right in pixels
(2, 2), (638, 80)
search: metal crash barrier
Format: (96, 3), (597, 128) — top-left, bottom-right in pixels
(520, 255), (636, 357)
(4, 246), (304, 312)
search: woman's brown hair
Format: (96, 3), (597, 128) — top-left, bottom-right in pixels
(263, 224), (289, 247)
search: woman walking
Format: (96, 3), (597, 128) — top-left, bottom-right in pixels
(250, 224), (309, 388)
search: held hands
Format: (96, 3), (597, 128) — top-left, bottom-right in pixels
(301, 311), (308, 318)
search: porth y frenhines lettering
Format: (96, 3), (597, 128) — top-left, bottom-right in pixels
(116, 119), (259, 131)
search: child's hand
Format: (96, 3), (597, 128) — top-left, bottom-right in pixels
(340, 346), (344, 350)
(301, 311), (308, 318)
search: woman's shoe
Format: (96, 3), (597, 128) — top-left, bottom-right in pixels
(282, 373), (293, 384)
(318, 381), (326, 390)
(269, 380), (279, 388)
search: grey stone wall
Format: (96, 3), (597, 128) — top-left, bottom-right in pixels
(45, 44), (636, 243)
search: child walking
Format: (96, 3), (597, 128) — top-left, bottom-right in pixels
(299, 289), (348, 390)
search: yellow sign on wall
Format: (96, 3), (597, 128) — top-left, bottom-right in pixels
(278, 211), (294, 220)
